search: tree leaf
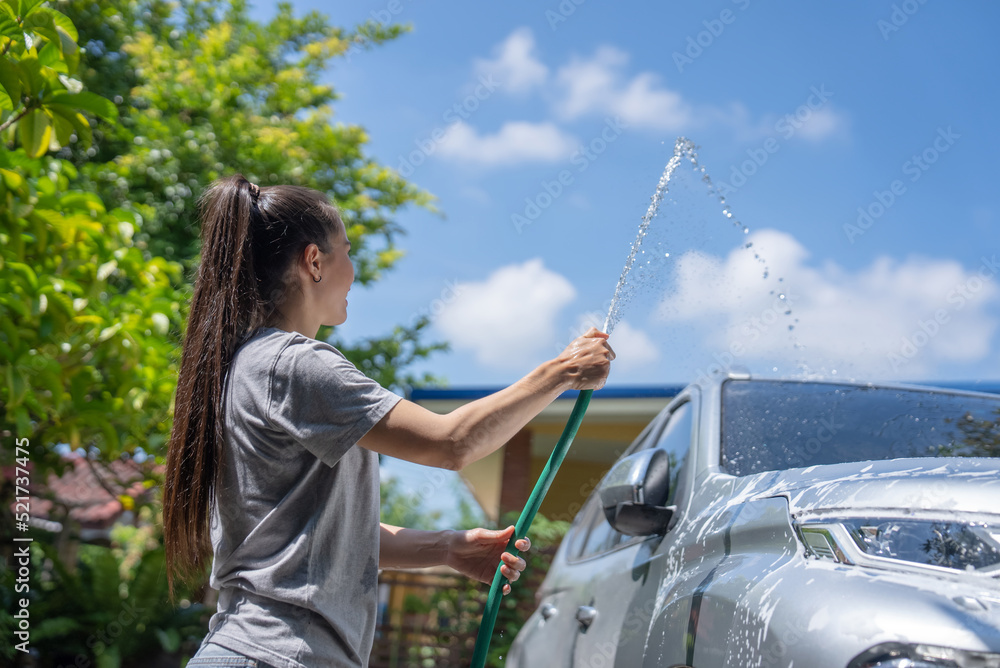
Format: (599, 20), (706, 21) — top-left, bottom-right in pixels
(60, 190), (105, 215)
(45, 90), (117, 122)
(25, 9), (78, 74)
(38, 40), (68, 73)
(46, 102), (92, 148)
(17, 55), (43, 96)
(20, 0), (46, 16)
(0, 9), (18, 41)
(0, 56), (21, 105)
(18, 107), (51, 158)
(51, 108), (73, 146)
(0, 167), (24, 189)
(33, 7), (78, 42)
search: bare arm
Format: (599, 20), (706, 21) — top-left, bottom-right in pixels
(358, 328), (614, 470)
(380, 523), (531, 595)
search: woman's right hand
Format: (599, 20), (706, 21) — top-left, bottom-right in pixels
(553, 327), (615, 391)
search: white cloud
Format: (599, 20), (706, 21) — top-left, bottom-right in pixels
(434, 259), (577, 368)
(436, 120), (578, 166)
(658, 229), (999, 378)
(554, 46), (693, 131)
(475, 27), (548, 94)
(795, 106), (850, 142)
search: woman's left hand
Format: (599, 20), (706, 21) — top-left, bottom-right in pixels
(447, 525), (531, 595)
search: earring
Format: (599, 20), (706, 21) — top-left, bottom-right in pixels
(313, 275), (322, 283)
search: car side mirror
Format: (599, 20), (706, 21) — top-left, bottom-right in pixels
(598, 449), (675, 536)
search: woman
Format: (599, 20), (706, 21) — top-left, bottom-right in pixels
(163, 174), (614, 668)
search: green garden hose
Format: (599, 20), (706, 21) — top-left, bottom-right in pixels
(470, 389), (594, 667)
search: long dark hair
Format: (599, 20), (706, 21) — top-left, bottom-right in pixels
(163, 173), (344, 596)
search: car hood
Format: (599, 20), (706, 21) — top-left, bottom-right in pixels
(745, 457), (1000, 517)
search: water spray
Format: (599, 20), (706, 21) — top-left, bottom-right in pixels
(470, 138), (709, 667)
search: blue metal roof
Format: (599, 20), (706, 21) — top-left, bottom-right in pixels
(925, 381), (1000, 395)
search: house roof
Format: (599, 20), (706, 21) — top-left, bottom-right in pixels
(20, 455), (158, 531)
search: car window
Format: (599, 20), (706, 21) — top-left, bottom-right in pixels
(721, 380), (1000, 476)
(649, 401), (693, 507)
(560, 495), (595, 560)
(569, 400), (693, 561)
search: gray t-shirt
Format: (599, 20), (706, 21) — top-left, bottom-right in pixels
(202, 326), (401, 668)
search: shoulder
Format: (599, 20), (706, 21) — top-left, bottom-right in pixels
(231, 327), (346, 371)
(259, 329), (386, 400)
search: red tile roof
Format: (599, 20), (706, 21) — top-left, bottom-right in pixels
(5, 455), (159, 531)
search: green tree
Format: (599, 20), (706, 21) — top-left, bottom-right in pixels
(2, 3), (449, 663)
(3, 0), (444, 483)
(59, 0), (446, 388)
(64, 0), (434, 281)
(0, 0), (188, 492)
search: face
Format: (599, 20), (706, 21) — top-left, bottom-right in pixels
(317, 227), (354, 327)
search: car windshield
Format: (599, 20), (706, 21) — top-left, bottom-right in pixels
(722, 380), (1000, 476)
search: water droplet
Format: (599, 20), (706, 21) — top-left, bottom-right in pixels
(788, 325), (795, 331)
(778, 294), (786, 300)
(784, 309), (792, 315)
(664, 252), (670, 258)
(743, 228), (749, 234)
(772, 366), (778, 372)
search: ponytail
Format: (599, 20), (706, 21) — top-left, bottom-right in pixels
(163, 174), (344, 597)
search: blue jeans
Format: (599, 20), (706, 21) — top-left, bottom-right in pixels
(187, 641), (280, 667)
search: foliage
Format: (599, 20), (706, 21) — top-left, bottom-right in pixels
(1, 2), (447, 662)
(0, 536), (207, 667)
(0, 0), (188, 489)
(380, 472), (486, 533)
(334, 317), (447, 395)
(380, 475), (442, 531)
(64, 0), (435, 283)
(2, 0), (444, 502)
(942, 408), (1000, 458)
(375, 512), (569, 667)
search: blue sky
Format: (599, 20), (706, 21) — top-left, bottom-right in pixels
(242, 1), (1000, 524)
(249, 0), (998, 388)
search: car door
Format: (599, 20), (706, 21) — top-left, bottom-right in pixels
(506, 508), (596, 668)
(570, 399), (697, 668)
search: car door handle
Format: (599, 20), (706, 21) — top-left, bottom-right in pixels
(576, 605), (598, 629)
(540, 603), (557, 620)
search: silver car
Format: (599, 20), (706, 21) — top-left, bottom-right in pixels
(508, 374), (1000, 668)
